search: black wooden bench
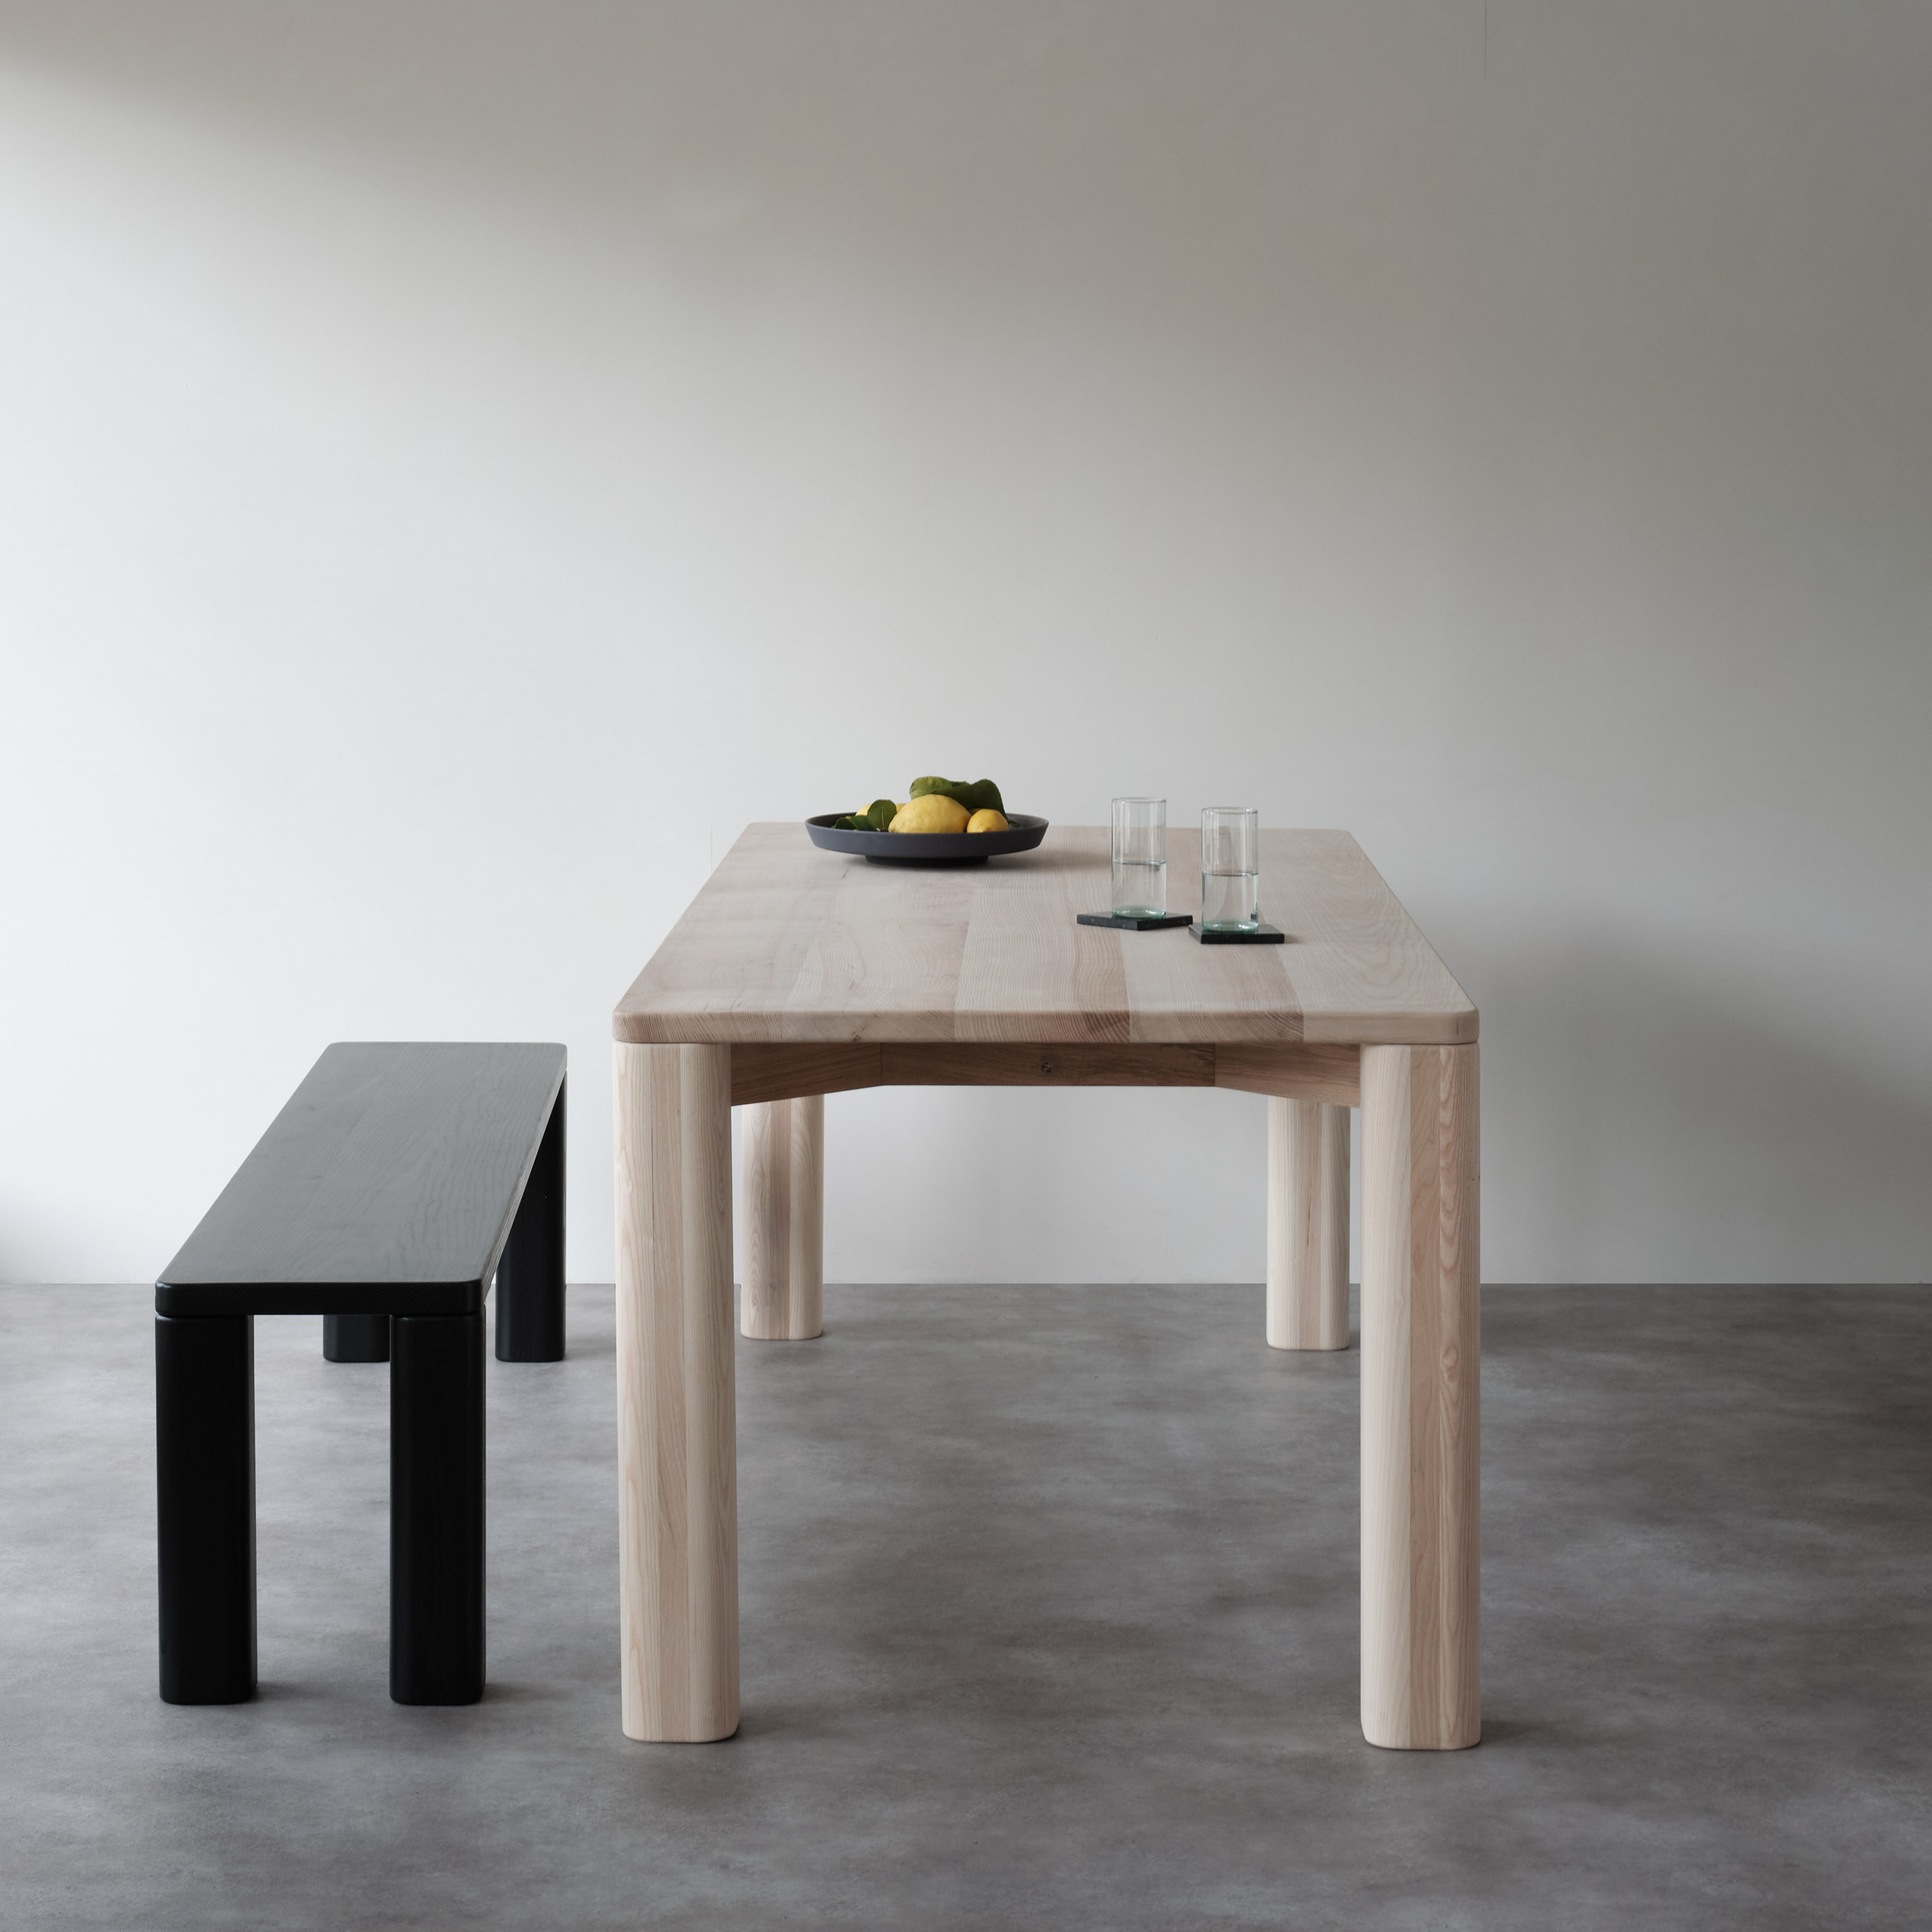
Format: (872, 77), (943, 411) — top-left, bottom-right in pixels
(154, 1041), (566, 1706)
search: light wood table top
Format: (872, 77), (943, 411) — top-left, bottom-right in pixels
(614, 824), (1475, 1048)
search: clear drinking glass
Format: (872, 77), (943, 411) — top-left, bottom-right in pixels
(1200, 807), (1260, 931)
(1111, 798), (1168, 917)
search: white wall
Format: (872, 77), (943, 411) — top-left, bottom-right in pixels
(2, 2), (1927, 1286)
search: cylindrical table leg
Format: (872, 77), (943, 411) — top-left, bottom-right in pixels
(1360, 1041), (1480, 1750)
(615, 1041), (740, 1742)
(323, 1313), (391, 1362)
(390, 1312), (485, 1705)
(497, 1079), (567, 1362)
(156, 1313), (257, 1704)
(741, 1094), (824, 1340)
(1267, 1097), (1350, 1350)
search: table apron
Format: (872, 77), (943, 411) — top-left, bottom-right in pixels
(726, 1040), (1362, 1109)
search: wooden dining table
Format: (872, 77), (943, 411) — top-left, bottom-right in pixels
(610, 823), (1480, 1750)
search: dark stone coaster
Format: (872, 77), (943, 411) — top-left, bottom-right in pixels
(1076, 912), (1195, 932)
(1189, 923), (1287, 944)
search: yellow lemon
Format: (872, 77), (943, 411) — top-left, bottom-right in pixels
(890, 794), (969, 834)
(966, 808), (1010, 834)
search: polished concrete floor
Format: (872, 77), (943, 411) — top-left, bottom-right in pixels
(2, 1283), (1929, 1930)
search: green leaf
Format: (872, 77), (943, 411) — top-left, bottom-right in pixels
(831, 798), (901, 831)
(909, 776), (1004, 815)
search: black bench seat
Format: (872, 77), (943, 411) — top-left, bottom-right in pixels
(154, 1041), (566, 1707)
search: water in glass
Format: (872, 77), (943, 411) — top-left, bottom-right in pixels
(1200, 868), (1259, 931)
(1111, 859), (1167, 919)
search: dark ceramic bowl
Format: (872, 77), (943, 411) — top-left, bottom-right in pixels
(805, 812), (1049, 865)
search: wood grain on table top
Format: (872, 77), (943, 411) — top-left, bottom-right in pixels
(613, 825), (1476, 1048)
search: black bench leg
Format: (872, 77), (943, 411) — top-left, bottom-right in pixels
(390, 1312), (485, 1704)
(494, 1079), (566, 1362)
(323, 1313), (391, 1362)
(156, 1313), (257, 1704)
